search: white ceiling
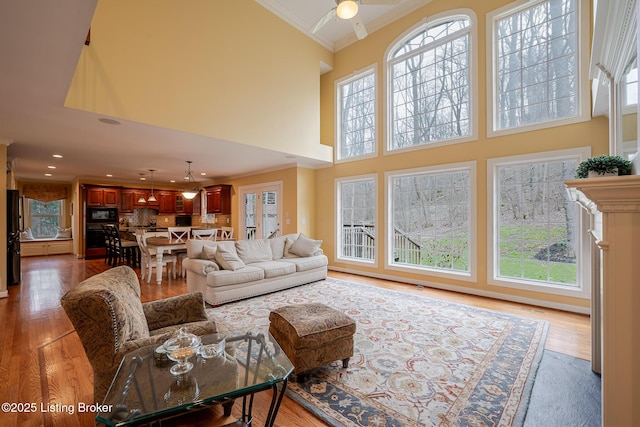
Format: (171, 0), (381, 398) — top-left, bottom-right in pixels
(0, 0), (430, 185)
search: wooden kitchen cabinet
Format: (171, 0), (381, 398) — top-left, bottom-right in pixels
(87, 187), (119, 207)
(206, 185), (231, 214)
(120, 190), (135, 212)
(175, 194), (194, 214)
(158, 192), (175, 213)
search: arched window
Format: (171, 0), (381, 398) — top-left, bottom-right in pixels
(387, 13), (474, 151)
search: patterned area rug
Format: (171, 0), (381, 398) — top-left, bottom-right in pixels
(206, 278), (548, 426)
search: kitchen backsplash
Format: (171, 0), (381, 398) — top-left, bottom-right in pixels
(120, 210), (230, 228)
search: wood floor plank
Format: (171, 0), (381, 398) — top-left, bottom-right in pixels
(0, 255), (590, 426)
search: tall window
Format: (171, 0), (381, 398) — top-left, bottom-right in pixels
(336, 176), (376, 263)
(491, 0), (581, 132)
(488, 149), (589, 296)
(27, 199), (62, 238)
(387, 163), (475, 280)
(336, 66), (377, 161)
(387, 14), (473, 151)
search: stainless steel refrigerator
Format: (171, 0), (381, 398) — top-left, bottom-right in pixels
(7, 190), (21, 285)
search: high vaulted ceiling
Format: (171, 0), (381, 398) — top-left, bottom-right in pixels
(1, 0), (430, 185)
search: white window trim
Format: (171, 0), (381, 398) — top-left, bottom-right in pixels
(486, 147), (591, 299)
(383, 9), (478, 156)
(335, 174), (378, 267)
(486, 0), (591, 138)
(385, 161), (477, 282)
(335, 64), (379, 164)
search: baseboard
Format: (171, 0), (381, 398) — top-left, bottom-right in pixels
(328, 266), (590, 315)
(0, 290), (8, 299)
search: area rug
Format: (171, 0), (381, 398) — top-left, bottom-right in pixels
(206, 278), (548, 426)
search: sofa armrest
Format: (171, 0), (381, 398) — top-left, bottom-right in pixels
(182, 258), (220, 276)
(142, 292), (209, 331)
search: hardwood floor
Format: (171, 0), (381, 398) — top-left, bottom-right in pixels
(0, 255), (590, 427)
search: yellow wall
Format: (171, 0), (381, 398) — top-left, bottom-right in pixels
(315, 0), (609, 310)
(66, 0), (333, 162)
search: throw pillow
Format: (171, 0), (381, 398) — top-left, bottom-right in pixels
(202, 244), (218, 261)
(214, 246), (245, 271)
(20, 228), (35, 240)
(55, 227), (72, 239)
(289, 233), (323, 257)
(283, 237), (298, 258)
(269, 236), (286, 260)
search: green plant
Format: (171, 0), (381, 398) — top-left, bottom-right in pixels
(575, 155), (632, 178)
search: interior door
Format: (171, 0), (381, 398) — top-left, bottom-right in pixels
(239, 182), (282, 240)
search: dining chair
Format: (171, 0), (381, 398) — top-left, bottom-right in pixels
(168, 226), (191, 277)
(191, 229), (218, 241)
(136, 233), (177, 283)
(104, 224), (139, 267)
(220, 226), (234, 240)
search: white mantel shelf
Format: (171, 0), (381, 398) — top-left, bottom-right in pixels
(565, 175), (640, 427)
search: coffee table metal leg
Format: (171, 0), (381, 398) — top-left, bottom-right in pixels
(265, 378), (288, 427)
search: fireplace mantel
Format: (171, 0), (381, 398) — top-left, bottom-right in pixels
(565, 175), (640, 427)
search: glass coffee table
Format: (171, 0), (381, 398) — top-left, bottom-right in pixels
(96, 331), (294, 427)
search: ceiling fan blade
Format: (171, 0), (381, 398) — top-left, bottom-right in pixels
(311, 8), (337, 34)
(350, 14), (368, 40)
(360, 0), (403, 4)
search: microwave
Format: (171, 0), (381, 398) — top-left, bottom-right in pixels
(87, 207), (118, 223)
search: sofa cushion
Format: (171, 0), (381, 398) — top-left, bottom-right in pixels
(249, 260), (296, 278)
(281, 254), (328, 272)
(215, 246), (245, 271)
(206, 266), (265, 287)
(289, 233), (323, 257)
(236, 239), (273, 264)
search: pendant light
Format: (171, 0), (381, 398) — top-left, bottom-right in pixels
(137, 173), (147, 203)
(147, 169), (157, 202)
(181, 161), (199, 200)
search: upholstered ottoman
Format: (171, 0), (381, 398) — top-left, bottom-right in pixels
(269, 303), (356, 380)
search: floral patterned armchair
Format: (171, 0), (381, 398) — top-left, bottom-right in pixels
(61, 266), (223, 404)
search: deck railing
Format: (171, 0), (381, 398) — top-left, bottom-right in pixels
(340, 225), (422, 264)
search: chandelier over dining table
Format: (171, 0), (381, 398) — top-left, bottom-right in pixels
(181, 161), (200, 200)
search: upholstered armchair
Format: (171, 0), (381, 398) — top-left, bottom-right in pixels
(61, 266), (222, 404)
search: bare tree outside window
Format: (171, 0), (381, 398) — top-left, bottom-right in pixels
(338, 69), (376, 160)
(390, 168), (470, 272)
(495, 158), (579, 286)
(495, 0), (578, 130)
(389, 17), (471, 150)
(338, 178), (376, 261)
(28, 199), (62, 238)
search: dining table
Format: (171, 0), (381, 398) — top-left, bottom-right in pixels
(145, 237), (187, 285)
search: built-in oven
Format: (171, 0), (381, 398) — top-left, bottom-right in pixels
(87, 207), (119, 223)
(86, 224), (107, 249)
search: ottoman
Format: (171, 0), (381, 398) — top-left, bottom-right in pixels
(269, 303), (356, 379)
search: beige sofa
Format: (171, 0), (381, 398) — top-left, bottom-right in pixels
(182, 233), (328, 305)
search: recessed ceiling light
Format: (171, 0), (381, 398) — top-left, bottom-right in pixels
(44, 173), (52, 177)
(52, 154), (63, 158)
(106, 174), (113, 177)
(98, 118), (121, 125)
(170, 180), (176, 183)
(140, 177), (146, 181)
(47, 165), (56, 169)
(200, 172), (206, 176)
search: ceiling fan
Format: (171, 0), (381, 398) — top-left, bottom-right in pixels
(311, 0), (403, 40)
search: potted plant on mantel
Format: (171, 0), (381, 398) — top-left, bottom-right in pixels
(575, 155), (632, 178)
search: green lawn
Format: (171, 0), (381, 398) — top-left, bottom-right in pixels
(394, 225), (577, 285)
